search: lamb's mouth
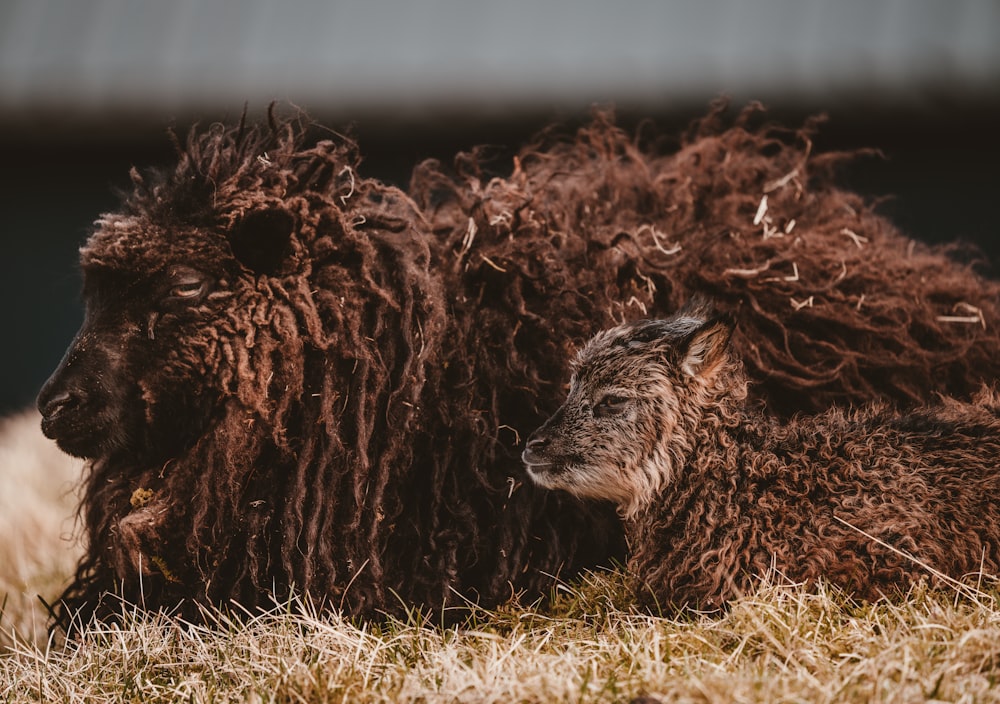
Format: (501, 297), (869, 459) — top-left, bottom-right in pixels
(522, 452), (567, 484)
(523, 460), (551, 475)
(521, 448), (549, 471)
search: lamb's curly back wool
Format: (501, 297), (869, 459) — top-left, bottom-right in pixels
(523, 307), (1000, 611)
(629, 387), (1000, 610)
(38, 105), (1000, 628)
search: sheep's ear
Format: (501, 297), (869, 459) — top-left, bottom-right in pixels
(229, 208), (296, 275)
(678, 316), (734, 378)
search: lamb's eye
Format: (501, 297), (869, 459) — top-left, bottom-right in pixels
(593, 394), (630, 417)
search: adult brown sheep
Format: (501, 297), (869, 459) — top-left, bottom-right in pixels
(37, 104), (1000, 628)
(523, 301), (1000, 611)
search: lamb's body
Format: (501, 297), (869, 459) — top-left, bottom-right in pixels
(630, 396), (1000, 609)
(524, 306), (1000, 610)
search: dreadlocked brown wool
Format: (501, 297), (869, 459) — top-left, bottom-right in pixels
(37, 104), (1000, 628)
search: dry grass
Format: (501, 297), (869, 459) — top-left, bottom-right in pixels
(0, 410), (82, 649)
(2, 575), (999, 703)
(2, 412), (999, 703)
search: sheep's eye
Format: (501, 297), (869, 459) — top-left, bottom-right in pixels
(164, 269), (212, 303)
(593, 394), (630, 417)
(169, 280), (208, 300)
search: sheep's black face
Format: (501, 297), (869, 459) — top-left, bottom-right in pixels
(39, 205), (300, 462)
(523, 307), (734, 516)
(37, 262), (222, 461)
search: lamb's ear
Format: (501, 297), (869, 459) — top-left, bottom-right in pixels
(674, 294), (714, 321)
(229, 208), (296, 275)
(624, 319), (677, 347)
(678, 315), (734, 379)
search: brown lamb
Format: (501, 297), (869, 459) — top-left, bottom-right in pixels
(523, 300), (1000, 611)
(36, 104), (1000, 628)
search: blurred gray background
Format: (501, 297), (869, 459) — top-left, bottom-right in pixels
(2, 0), (999, 415)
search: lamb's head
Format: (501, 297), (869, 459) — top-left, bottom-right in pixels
(522, 303), (736, 516)
(36, 118), (367, 461)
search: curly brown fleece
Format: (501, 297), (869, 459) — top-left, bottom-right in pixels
(524, 306), (1000, 611)
(42, 104), (1000, 628)
(414, 103), (1000, 417)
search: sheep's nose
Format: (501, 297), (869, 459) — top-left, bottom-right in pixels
(38, 389), (84, 421)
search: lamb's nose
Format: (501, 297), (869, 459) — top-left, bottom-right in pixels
(525, 435), (548, 451)
(522, 434), (549, 463)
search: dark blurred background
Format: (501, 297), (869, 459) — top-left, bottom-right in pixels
(2, 0), (999, 416)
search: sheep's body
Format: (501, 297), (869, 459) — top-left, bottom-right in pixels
(524, 305), (1000, 611)
(36, 105), (1000, 627)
